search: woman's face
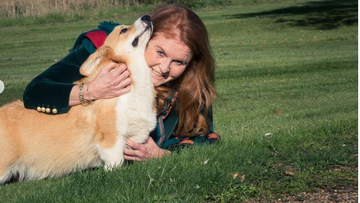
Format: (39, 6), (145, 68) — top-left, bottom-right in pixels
(145, 32), (192, 87)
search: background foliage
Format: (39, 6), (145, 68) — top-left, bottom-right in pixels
(0, 0), (231, 26)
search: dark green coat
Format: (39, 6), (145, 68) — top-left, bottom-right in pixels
(23, 21), (220, 150)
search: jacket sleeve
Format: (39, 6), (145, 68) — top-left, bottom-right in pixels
(164, 132), (221, 151)
(23, 44), (91, 114)
(160, 106), (221, 151)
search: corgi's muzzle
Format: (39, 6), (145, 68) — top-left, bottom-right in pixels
(132, 15), (153, 47)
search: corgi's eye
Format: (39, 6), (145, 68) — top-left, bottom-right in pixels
(120, 28), (128, 34)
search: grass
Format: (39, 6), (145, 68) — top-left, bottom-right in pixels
(0, 0), (357, 202)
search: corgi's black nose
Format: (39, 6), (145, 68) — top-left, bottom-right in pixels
(141, 15), (151, 22)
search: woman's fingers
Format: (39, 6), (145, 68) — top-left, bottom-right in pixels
(108, 63), (131, 96)
(124, 138), (171, 162)
(88, 62), (131, 100)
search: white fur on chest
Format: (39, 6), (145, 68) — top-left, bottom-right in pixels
(115, 69), (157, 143)
(97, 60), (156, 169)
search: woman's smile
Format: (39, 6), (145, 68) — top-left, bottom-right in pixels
(150, 67), (168, 79)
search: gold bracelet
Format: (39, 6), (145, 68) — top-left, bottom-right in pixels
(79, 82), (91, 106)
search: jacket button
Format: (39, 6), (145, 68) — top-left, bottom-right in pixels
(45, 108), (51, 113)
(37, 106), (41, 112)
(41, 107), (46, 113)
(52, 108), (58, 114)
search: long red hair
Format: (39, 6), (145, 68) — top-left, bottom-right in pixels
(151, 4), (216, 137)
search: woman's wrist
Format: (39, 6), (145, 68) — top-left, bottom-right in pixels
(85, 83), (96, 101)
(78, 83), (93, 106)
(69, 83), (95, 107)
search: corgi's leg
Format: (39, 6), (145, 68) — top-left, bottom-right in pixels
(0, 132), (17, 184)
(95, 110), (126, 171)
(0, 148), (16, 184)
(0, 168), (12, 184)
(97, 135), (126, 171)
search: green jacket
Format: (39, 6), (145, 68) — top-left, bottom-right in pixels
(23, 21), (220, 150)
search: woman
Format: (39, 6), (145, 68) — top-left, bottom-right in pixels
(23, 4), (220, 162)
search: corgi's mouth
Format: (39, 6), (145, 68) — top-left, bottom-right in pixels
(132, 22), (153, 47)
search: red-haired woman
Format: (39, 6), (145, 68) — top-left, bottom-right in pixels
(23, 4), (220, 162)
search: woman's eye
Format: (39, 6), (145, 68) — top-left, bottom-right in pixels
(120, 28), (128, 34)
(157, 51), (164, 56)
(174, 60), (185, 66)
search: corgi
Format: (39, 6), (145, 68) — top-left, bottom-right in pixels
(0, 15), (156, 184)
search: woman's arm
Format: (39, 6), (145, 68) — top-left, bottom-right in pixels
(23, 44), (131, 114)
(123, 106), (220, 161)
(23, 45), (88, 114)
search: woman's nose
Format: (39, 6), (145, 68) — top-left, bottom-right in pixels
(159, 58), (172, 73)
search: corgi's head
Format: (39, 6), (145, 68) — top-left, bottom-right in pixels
(104, 15), (153, 58)
(80, 15), (153, 77)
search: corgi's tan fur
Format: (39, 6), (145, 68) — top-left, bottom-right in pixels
(0, 15), (156, 184)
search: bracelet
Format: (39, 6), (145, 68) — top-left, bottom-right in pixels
(79, 82), (91, 106)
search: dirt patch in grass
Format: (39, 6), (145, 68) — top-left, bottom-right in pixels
(246, 165), (358, 203)
(276, 185), (358, 203)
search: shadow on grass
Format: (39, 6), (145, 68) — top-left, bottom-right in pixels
(226, 0), (358, 30)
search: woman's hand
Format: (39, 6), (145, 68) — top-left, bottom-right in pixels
(124, 137), (171, 162)
(87, 61), (131, 100)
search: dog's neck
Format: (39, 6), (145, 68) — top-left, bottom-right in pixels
(126, 54), (152, 90)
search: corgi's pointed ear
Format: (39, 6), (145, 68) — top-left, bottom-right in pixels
(80, 46), (111, 76)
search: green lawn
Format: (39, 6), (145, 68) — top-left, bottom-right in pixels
(0, 0), (357, 202)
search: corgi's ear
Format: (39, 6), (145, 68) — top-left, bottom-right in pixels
(80, 46), (111, 76)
